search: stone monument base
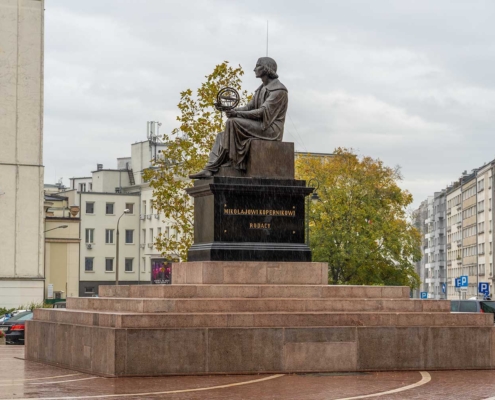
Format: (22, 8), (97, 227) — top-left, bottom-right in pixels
(25, 261), (495, 376)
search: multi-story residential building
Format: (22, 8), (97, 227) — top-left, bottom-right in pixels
(428, 191), (447, 299)
(419, 192), (447, 300)
(0, 0), (45, 308)
(412, 199), (428, 298)
(79, 190), (141, 296)
(476, 164), (494, 293)
(44, 189), (80, 300)
(461, 171), (478, 298)
(62, 131), (174, 296)
(446, 181), (462, 299)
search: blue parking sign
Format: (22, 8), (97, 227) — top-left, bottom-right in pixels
(479, 282), (490, 295)
(441, 283), (446, 293)
(455, 278), (461, 288)
(420, 292), (428, 299)
(460, 276), (468, 287)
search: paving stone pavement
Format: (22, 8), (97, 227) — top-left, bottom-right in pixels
(1, 346), (495, 399)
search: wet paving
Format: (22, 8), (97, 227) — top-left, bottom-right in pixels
(1, 346), (495, 399)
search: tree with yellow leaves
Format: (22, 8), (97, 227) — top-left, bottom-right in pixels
(296, 148), (421, 288)
(143, 62), (250, 261)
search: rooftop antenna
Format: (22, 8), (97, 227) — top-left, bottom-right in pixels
(266, 20), (269, 56)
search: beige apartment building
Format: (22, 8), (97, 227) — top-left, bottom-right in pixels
(461, 173), (478, 297)
(444, 165), (495, 300)
(446, 182), (462, 298)
(44, 190), (80, 300)
(0, 0), (45, 308)
(476, 164), (494, 288)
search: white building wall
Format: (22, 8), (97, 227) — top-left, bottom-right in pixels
(0, 0), (44, 308)
(92, 170), (130, 193)
(139, 186), (174, 279)
(79, 192), (140, 293)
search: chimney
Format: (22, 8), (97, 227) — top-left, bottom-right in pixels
(97, 164), (103, 171)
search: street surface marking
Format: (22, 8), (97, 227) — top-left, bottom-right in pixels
(0, 373), (82, 382)
(333, 371), (431, 400)
(0, 376), (97, 387)
(12, 373), (285, 399)
(27, 377), (99, 385)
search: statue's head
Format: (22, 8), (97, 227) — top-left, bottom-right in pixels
(254, 57), (278, 79)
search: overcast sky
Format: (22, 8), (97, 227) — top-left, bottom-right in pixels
(44, 0), (495, 209)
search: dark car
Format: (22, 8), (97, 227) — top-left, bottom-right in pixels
(450, 300), (495, 322)
(0, 311), (33, 344)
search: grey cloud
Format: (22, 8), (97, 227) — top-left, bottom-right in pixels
(44, 0), (495, 208)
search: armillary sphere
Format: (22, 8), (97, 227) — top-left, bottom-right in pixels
(215, 87), (240, 111)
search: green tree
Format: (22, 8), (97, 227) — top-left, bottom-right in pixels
(143, 62), (250, 261)
(296, 148), (421, 288)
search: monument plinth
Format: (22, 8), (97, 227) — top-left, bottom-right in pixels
(187, 140), (313, 262)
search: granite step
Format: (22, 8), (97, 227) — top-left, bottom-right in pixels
(34, 308), (493, 328)
(98, 284), (410, 299)
(66, 297), (451, 313)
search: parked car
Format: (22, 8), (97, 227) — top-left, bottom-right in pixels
(0, 311), (33, 344)
(0, 309), (27, 324)
(450, 300), (495, 322)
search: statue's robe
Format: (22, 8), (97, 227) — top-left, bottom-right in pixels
(204, 79), (289, 172)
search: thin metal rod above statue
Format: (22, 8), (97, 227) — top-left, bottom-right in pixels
(189, 57), (288, 179)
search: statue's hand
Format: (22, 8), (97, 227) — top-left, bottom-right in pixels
(225, 110), (237, 118)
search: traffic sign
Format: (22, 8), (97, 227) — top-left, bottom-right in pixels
(479, 282), (490, 296)
(455, 278), (461, 288)
(420, 292), (428, 299)
(460, 276), (468, 287)
(441, 283), (446, 294)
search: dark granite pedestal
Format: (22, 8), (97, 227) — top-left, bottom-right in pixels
(186, 176), (313, 261)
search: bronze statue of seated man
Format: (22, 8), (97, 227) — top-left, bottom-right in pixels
(189, 57), (288, 179)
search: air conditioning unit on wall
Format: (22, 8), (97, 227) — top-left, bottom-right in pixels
(86, 243), (93, 249)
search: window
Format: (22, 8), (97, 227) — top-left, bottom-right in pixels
(157, 227), (162, 238)
(142, 200), (147, 216)
(85, 257), (94, 272)
(462, 206), (476, 219)
(142, 229), (146, 244)
(150, 228), (154, 243)
(85, 202), (94, 214)
(125, 258), (133, 272)
(79, 183), (86, 192)
(142, 257), (146, 272)
(165, 227), (170, 239)
(89, 183), (93, 191)
(478, 243), (485, 255)
(150, 200), (154, 213)
(84, 286), (95, 294)
(462, 186), (476, 201)
(125, 203), (134, 214)
(105, 258), (114, 272)
(105, 229), (114, 244)
(479, 264), (486, 275)
(125, 230), (134, 244)
(85, 228), (94, 243)
(106, 203), (114, 215)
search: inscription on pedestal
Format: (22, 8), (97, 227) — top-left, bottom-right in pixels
(186, 176), (313, 262)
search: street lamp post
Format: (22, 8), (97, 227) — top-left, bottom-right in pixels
(44, 225), (68, 233)
(305, 179), (320, 247)
(116, 209), (130, 286)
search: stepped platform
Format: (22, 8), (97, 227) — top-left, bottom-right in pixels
(25, 262), (495, 377)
